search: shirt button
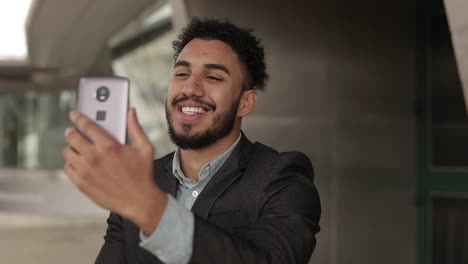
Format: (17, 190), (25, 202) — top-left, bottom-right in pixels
(192, 190), (199, 197)
(155, 249), (164, 256)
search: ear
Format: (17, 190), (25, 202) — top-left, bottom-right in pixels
(237, 90), (258, 117)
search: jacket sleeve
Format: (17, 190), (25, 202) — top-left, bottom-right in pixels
(94, 213), (126, 264)
(189, 152), (321, 264)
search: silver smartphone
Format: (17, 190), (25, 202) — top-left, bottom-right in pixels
(77, 77), (129, 144)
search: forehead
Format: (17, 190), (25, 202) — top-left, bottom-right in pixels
(177, 39), (242, 70)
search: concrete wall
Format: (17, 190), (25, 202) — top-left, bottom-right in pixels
(180, 1), (418, 263)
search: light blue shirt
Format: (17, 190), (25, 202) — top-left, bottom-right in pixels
(139, 135), (241, 264)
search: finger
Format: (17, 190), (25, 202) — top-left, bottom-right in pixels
(127, 108), (153, 150)
(64, 161), (88, 194)
(62, 145), (86, 169)
(64, 161), (81, 185)
(64, 161), (76, 177)
(65, 127), (92, 155)
(69, 111), (116, 147)
(64, 161), (98, 197)
(64, 162), (107, 211)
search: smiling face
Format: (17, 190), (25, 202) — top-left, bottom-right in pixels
(165, 39), (251, 150)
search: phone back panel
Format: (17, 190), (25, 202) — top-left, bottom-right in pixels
(78, 77), (129, 144)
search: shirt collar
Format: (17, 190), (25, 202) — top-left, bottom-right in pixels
(172, 134), (242, 187)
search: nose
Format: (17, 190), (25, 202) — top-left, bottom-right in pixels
(181, 74), (204, 97)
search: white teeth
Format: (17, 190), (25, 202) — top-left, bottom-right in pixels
(181, 106), (206, 115)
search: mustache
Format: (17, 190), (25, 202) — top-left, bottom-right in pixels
(172, 97), (216, 111)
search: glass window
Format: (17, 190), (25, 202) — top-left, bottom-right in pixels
(432, 196), (468, 263)
(0, 90), (75, 169)
(0, 0), (176, 168)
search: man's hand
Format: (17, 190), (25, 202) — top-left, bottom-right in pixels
(62, 108), (168, 235)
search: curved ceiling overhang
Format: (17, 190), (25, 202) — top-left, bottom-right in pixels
(26, 0), (155, 76)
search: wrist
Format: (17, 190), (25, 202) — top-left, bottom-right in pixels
(132, 187), (169, 236)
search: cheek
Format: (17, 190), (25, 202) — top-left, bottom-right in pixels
(210, 83), (239, 104)
(213, 96), (237, 113)
(167, 83), (179, 101)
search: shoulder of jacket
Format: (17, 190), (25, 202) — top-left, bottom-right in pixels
(250, 142), (313, 175)
(251, 141), (310, 162)
(251, 141), (278, 156)
(154, 151), (174, 165)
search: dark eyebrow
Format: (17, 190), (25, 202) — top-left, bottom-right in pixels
(205, 64), (230, 75)
(174, 60), (230, 75)
(174, 60), (190, 68)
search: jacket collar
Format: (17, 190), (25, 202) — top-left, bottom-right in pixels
(157, 132), (253, 218)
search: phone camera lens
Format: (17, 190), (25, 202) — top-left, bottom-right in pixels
(96, 86), (110, 102)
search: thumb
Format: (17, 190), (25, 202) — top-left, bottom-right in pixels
(127, 108), (152, 149)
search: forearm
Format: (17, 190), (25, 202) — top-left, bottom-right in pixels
(140, 195), (194, 264)
(130, 185), (168, 236)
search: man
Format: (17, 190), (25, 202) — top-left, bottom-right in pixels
(63, 17), (321, 264)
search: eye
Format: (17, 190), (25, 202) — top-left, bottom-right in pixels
(207, 76), (222, 81)
(174, 72), (189, 79)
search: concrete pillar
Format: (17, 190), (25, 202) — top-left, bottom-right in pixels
(180, 0), (418, 264)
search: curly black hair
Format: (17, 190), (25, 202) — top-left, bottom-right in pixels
(172, 17), (268, 91)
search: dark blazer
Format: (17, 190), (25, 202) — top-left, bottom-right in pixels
(95, 135), (321, 264)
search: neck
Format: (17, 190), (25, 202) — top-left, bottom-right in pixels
(179, 129), (240, 181)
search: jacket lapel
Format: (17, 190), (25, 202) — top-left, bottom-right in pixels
(191, 135), (253, 219)
(154, 155), (177, 197)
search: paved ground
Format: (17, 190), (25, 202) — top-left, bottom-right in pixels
(0, 170), (109, 263)
(0, 216), (106, 264)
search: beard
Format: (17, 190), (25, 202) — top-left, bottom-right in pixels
(166, 96), (241, 150)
